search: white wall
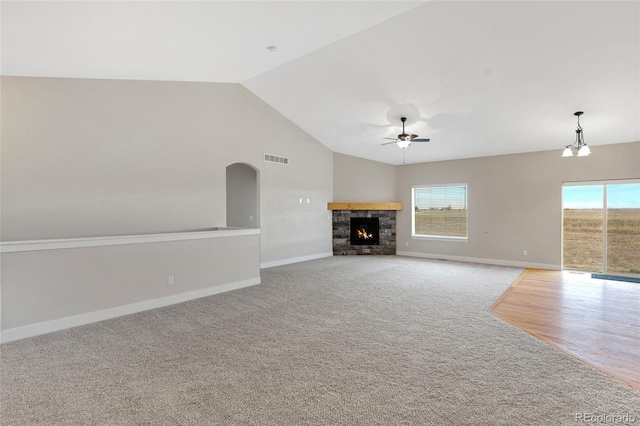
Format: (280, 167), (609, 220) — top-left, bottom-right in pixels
(395, 142), (640, 269)
(1, 76), (333, 264)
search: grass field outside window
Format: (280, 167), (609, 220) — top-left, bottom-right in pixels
(412, 184), (467, 240)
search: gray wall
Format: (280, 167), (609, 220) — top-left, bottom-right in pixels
(395, 142), (640, 268)
(333, 153), (397, 202)
(1, 76), (333, 264)
(2, 234), (260, 332)
(331, 144), (640, 269)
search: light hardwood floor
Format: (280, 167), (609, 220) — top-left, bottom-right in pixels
(490, 269), (640, 390)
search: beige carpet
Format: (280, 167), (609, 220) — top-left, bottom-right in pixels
(2, 256), (639, 425)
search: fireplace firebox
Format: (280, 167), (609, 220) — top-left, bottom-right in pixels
(350, 217), (380, 245)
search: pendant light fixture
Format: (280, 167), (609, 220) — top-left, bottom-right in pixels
(562, 111), (590, 157)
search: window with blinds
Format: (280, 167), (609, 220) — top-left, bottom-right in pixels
(412, 184), (468, 239)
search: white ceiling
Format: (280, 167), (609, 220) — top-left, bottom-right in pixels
(3, 1), (639, 165)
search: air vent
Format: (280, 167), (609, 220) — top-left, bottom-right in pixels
(264, 153), (289, 165)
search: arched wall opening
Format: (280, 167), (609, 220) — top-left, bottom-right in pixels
(226, 163), (260, 228)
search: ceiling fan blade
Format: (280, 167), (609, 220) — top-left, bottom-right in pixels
(381, 141), (398, 145)
(412, 138), (431, 142)
(382, 138), (398, 140)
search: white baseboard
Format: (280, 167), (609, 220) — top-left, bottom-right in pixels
(261, 252), (333, 269)
(1, 277), (260, 344)
(396, 251), (561, 271)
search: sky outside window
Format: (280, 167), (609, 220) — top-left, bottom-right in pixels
(563, 184), (640, 209)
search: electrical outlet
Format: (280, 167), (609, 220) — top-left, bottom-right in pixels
(168, 275), (174, 285)
(523, 250), (528, 256)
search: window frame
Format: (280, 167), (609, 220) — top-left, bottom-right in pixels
(411, 183), (469, 242)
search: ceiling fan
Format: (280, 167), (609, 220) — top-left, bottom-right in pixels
(382, 117), (430, 148)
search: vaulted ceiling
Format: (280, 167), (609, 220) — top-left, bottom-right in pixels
(3, 1), (639, 165)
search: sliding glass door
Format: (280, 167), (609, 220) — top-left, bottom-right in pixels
(563, 181), (640, 276)
(606, 183), (640, 275)
(563, 185), (604, 272)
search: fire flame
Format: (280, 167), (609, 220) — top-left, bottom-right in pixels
(356, 227), (373, 239)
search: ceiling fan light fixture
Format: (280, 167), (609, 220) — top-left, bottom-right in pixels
(380, 116), (429, 159)
(396, 117), (413, 148)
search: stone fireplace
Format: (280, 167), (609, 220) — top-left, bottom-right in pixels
(328, 203), (402, 256)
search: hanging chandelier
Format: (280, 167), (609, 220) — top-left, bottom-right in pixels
(562, 111), (591, 157)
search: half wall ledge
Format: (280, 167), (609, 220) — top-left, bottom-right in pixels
(327, 202), (404, 211)
(1, 228), (261, 343)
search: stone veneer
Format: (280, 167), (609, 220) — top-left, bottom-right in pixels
(332, 210), (396, 255)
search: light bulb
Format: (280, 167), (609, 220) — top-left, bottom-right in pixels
(577, 145), (591, 156)
(397, 140), (411, 149)
(562, 147), (574, 157)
